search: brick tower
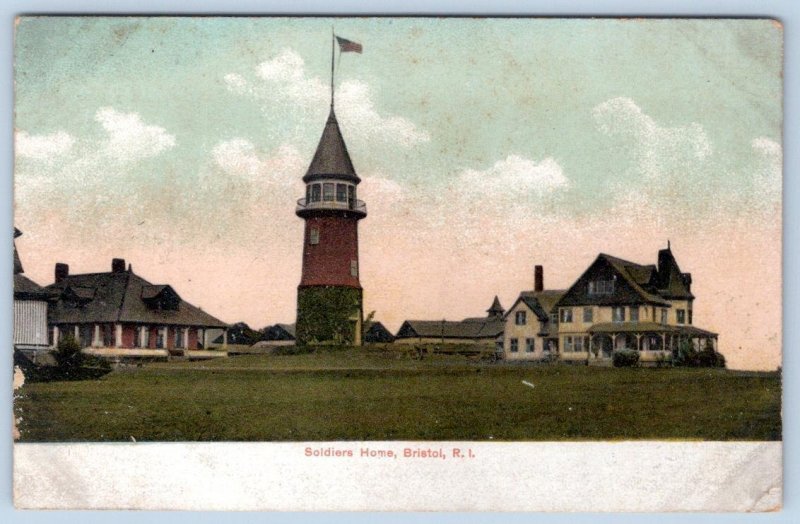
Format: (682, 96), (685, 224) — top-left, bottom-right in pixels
(295, 106), (366, 345)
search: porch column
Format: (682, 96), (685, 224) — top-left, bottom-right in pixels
(661, 333), (667, 352)
(74, 325), (80, 340)
(635, 333), (641, 351)
(184, 328), (189, 350)
(223, 330), (228, 348)
(93, 324), (101, 347)
(115, 323), (123, 348)
(52, 326), (59, 347)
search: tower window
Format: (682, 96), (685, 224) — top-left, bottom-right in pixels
(348, 185), (355, 208)
(310, 228), (320, 245)
(323, 183), (335, 201)
(336, 183), (347, 202)
(350, 259), (358, 277)
(311, 184), (321, 203)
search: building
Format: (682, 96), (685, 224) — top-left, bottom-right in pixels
(395, 297), (505, 348)
(294, 99), (367, 345)
(261, 323), (297, 346)
(44, 258), (228, 357)
(503, 265), (565, 360)
(13, 228), (51, 359)
(363, 321), (395, 344)
(510, 244), (717, 365)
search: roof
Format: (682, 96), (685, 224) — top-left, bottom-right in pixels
(589, 322), (717, 337)
(303, 108), (360, 184)
(655, 247), (694, 299)
(599, 254), (672, 306)
(397, 318), (504, 340)
(14, 274), (51, 300)
(45, 269), (228, 328)
(13, 227), (23, 274)
(486, 296), (504, 316)
(508, 290), (566, 322)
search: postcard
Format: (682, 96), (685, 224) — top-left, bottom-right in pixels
(12, 16), (782, 511)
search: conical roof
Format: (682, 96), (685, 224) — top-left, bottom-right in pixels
(303, 108), (360, 183)
(487, 295), (505, 317)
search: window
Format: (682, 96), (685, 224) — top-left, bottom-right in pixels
(156, 327), (167, 349)
(310, 227), (320, 245)
(583, 307), (593, 323)
(630, 306), (639, 322)
(589, 279), (614, 295)
(510, 338), (519, 353)
(336, 183), (347, 202)
(564, 336), (574, 352)
(323, 183), (335, 201)
(575, 336), (585, 352)
(311, 184), (321, 202)
(348, 185), (355, 208)
(305, 185), (311, 202)
(133, 326), (141, 348)
(103, 324), (115, 347)
(560, 308), (573, 323)
(350, 260), (358, 277)
(549, 313), (559, 325)
(175, 329), (185, 349)
(660, 308), (668, 325)
(688, 310), (693, 325)
(525, 338), (534, 353)
(515, 311), (527, 325)
(612, 306), (625, 322)
(676, 309), (686, 324)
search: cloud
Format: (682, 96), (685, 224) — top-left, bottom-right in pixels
(225, 48), (429, 146)
(593, 96), (712, 177)
(212, 138), (305, 188)
(94, 107), (177, 162)
(750, 136), (782, 208)
(456, 154), (568, 199)
(15, 130), (75, 160)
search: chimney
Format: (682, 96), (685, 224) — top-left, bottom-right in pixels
(55, 263), (69, 283)
(534, 265), (544, 292)
(112, 258), (126, 273)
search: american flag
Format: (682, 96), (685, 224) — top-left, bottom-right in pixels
(336, 36), (363, 54)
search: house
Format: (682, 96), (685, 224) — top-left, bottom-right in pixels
(395, 297), (505, 348)
(363, 321), (395, 343)
(44, 258), (228, 358)
(261, 323), (297, 346)
(503, 265), (565, 360)
(13, 228), (52, 359)
(552, 243), (717, 364)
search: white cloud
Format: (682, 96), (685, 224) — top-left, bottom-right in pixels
(212, 138), (305, 185)
(94, 107), (176, 162)
(457, 154), (568, 199)
(750, 136), (782, 207)
(593, 97), (712, 178)
(15, 130), (75, 160)
(225, 48), (429, 146)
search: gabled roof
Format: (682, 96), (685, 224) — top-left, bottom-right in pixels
(141, 284), (170, 300)
(655, 247), (694, 299)
(45, 269), (228, 328)
(396, 318), (504, 340)
(303, 108), (360, 183)
(506, 290), (566, 322)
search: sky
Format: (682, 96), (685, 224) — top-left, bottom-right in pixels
(13, 17), (782, 370)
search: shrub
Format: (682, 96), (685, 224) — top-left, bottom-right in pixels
(612, 349), (640, 367)
(53, 334), (111, 380)
(672, 338), (726, 368)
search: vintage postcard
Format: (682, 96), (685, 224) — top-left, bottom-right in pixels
(12, 17), (782, 511)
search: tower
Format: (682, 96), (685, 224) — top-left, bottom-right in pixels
(294, 34), (367, 345)
(295, 107), (366, 345)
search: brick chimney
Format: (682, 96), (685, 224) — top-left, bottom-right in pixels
(112, 258), (126, 273)
(55, 263), (69, 283)
(534, 265), (544, 292)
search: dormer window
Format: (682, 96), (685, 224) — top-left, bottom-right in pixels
(142, 285), (180, 311)
(62, 286), (95, 306)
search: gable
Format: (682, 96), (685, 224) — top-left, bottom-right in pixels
(558, 255), (669, 307)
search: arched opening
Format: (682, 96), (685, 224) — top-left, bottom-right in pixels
(640, 332), (663, 351)
(592, 334), (613, 358)
(614, 333), (637, 351)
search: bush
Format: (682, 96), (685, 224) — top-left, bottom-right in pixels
(672, 339), (726, 368)
(612, 349), (640, 367)
(53, 334), (111, 380)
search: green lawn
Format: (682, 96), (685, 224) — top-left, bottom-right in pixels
(14, 348), (781, 442)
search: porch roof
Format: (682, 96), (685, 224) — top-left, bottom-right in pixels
(588, 322), (717, 337)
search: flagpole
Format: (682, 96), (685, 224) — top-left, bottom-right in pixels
(330, 27), (335, 109)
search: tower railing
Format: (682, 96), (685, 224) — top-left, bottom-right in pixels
(296, 198), (367, 215)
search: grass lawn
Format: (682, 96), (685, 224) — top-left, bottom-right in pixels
(14, 348), (781, 442)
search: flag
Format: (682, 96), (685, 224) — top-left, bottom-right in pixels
(336, 36), (362, 54)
